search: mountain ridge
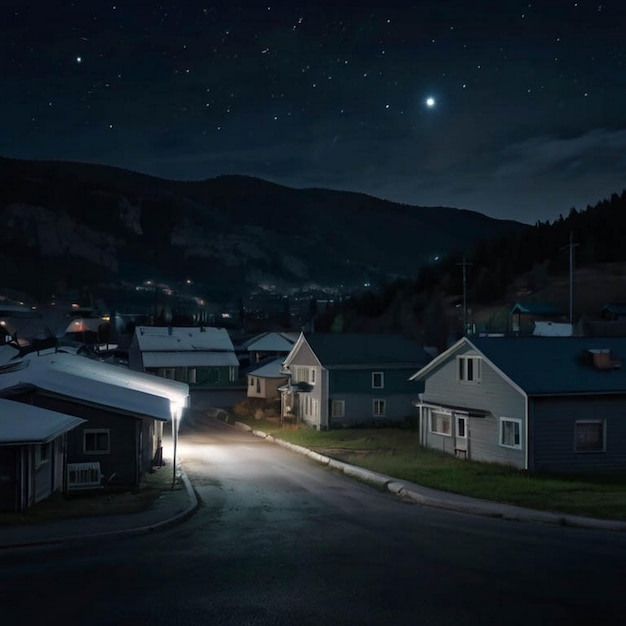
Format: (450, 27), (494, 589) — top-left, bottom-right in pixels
(0, 156), (524, 303)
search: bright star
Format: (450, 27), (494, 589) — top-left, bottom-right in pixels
(425, 97), (436, 108)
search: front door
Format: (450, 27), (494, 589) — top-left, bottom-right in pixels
(455, 415), (468, 458)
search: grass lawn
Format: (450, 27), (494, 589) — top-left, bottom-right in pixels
(235, 416), (626, 521)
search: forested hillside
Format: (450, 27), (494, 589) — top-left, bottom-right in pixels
(317, 190), (626, 349)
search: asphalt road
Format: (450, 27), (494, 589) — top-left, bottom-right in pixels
(1, 411), (625, 625)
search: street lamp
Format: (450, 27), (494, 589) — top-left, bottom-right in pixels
(170, 399), (184, 488)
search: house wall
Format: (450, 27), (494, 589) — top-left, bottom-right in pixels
(531, 396), (626, 475)
(247, 376), (287, 399)
(0, 446), (18, 512)
(329, 391), (416, 427)
(421, 345), (526, 468)
(151, 365), (238, 387)
(33, 444), (54, 504)
(17, 392), (143, 488)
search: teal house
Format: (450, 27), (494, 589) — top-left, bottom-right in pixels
(280, 333), (431, 430)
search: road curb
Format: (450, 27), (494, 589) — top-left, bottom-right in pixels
(236, 423), (626, 532)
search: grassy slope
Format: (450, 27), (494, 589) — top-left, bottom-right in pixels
(236, 417), (626, 521)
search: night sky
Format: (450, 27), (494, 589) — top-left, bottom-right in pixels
(2, 1), (625, 224)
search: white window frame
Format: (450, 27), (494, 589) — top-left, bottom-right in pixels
(331, 400), (345, 418)
(188, 368), (197, 384)
(575, 420), (606, 453)
(373, 399), (386, 417)
(499, 417), (522, 450)
(430, 409), (452, 436)
(457, 355), (482, 383)
(83, 429), (110, 455)
(456, 415), (467, 439)
(372, 371), (384, 389)
(229, 366), (236, 382)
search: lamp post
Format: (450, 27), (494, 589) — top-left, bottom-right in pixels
(170, 400), (183, 488)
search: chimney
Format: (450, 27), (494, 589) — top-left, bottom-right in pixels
(588, 349), (621, 370)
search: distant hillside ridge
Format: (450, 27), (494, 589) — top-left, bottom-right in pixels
(0, 156), (524, 300)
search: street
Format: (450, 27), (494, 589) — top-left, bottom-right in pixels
(1, 409), (625, 625)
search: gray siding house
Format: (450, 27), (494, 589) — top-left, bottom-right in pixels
(411, 336), (626, 475)
(0, 398), (84, 512)
(281, 333), (431, 430)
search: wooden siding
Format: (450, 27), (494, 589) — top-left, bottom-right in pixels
(421, 345), (526, 468)
(329, 368), (421, 394)
(329, 392), (416, 427)
(247, 376), (287, 399)
(531, 396), (626, 475)
(288, 340), (318, 367)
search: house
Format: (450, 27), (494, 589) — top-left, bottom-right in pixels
(244, 332), (298, 366)
(0, 352), (189, 489)
(128, 326), (239, 387)
(580, 304), (626, 337)
(509, 302), (564, 335)
(280, 333), (432, 430)
(410, 336), (626, 475)
(0, 398), (84, 511)
(247, 358), (288, 400)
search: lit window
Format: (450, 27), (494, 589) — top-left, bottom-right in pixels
(372, 372), (384, 388)
(500, 418), (522, 449)
(575, 421), (605, 452)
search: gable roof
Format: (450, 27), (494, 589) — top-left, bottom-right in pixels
(0, 352), (189, 421)
(510, 302), (563, 316)
(246, 332), (298, 353)
(414, 336), (626, 396)
(133, 326), (235, 352)
(293, 333), (431, 368)
(248, 358), (287, 378)
(0, 398), (85, 444)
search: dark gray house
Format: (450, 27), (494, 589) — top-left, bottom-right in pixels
(410, 336), (626, 475)
(0, 353), (189, 489)
(281, 333), (431, 430)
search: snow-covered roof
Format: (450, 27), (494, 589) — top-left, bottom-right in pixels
(248, 358), (288, 379)
(246, 332), (298, 353)
(0, 397), (85, 445)
(142, 351), (240, 368)
(134, 326), (235, 352)
(0, 353), (189, 422)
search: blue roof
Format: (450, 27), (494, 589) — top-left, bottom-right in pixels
(304, 333), (431, 368)
(469, 336), (626, 395)
(510, 302), (563, 316)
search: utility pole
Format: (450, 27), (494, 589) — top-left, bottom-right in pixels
(457, 257), (473, 335)
(562, 233), (579, 327)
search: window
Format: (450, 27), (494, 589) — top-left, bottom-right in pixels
(372, 372), (384, 389)
(456, 416), (467, 438)
(331, 400), (345, 417)
(575, 421), (605, 452)
(229, 366), (236, 382)
(430, 410), (451, 436)
(35, 442), (50, 467)
(500, 418), (522, 449)
(84, 429), (110, 454)
(249, 376), (254, 386)
(256, 377), (261, 393)
(457, 356), (482, 383)
(373, 399), (386, 417)
(311, 368), (316, 384)
(188, 368), (197, 384)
